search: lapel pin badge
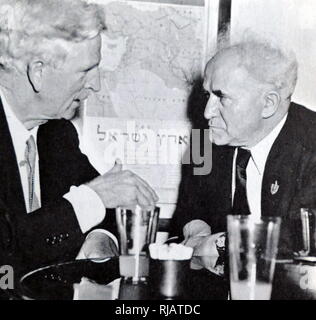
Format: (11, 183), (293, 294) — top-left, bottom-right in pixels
(270, 180), (279, 195)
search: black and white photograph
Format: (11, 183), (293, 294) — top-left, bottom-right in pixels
(0, 0), (316, 310)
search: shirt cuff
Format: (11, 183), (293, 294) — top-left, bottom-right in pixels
(76, 229), (119, 262)
(63, 185), (106, 233)
(87, 229), (119, 249)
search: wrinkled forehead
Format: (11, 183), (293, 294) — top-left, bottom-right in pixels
(74, 36), (101, 61)
(64, 35), (102, 68)
(203, 51), (242, 89)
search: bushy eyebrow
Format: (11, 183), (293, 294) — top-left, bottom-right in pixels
(82, 62), (99, 72)
(212, 90), (224, 97)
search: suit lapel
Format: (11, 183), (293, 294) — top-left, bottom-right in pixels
(0, 99), (27, 214)
(261, 103), (304, 219)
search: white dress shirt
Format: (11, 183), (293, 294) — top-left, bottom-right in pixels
(0, 91), (111, 237)
(232, 115), (288, 221)
(3, 99), (40, 213)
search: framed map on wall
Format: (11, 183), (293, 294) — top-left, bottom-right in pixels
(79, 0), (219, 229)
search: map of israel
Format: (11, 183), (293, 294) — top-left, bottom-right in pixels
(87, 0), (205, 120)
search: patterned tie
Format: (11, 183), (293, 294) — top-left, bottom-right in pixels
(24, 135), (40, 212)
(232, 148), (251, 215)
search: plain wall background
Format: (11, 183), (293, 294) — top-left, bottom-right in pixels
(230, 0), (316, 110)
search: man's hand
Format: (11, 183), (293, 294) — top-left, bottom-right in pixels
(189, 232), (225, 275)
(182, 220), (225, 275)
(77, 231), (119, 261)
(182, 219), (212, 248)
(86, 160), (159, 208)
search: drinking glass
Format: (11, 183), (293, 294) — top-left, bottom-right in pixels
(116, 205), (159, 283)
(295, 208), (316, 257)
(227, 215), (281, 300)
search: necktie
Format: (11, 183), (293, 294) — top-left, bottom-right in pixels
(232, 148), (251, 215)
(24, 135), (40, 212)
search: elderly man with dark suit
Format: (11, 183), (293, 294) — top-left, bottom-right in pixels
(171, 38), (316, 273)
(0, 0), (158, 291)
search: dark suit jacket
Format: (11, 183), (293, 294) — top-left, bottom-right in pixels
(171, 102), (316, 258)
(0, 99), (116, 279)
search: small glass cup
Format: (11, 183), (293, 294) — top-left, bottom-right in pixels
(227, 215), (281, 300)
(294, 208), (316, 258)
(149, 258), (190, 299)
(116, 205), (159, 283)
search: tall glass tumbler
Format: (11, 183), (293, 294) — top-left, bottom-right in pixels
(227, 215), (281, 300)
(296, 208), (316, 257)
(116, 205), (160, 283)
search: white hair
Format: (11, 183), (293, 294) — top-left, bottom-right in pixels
(0, 0), (106, 71)
(210, 35), (298, 99)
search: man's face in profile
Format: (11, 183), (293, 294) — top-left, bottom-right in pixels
(203, 54), (266, 148)
(38, 35), (102, 121)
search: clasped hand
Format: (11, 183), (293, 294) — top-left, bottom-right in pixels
(182, 219), (225, 276)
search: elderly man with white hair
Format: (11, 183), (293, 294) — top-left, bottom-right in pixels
(171, 38), (316, 273)
(0, 0), (158, 288)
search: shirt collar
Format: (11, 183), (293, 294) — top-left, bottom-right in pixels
(246, 114), (288, 175)
(0, 88), (39, 158)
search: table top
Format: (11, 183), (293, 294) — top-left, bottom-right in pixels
(18, 258), (316, 300)
(18, 258), (228, 300)
(19, 258), (120, 300)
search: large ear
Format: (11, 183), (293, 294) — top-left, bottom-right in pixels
(261, 90), (281, 119)
(27, 60), (44, 93)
